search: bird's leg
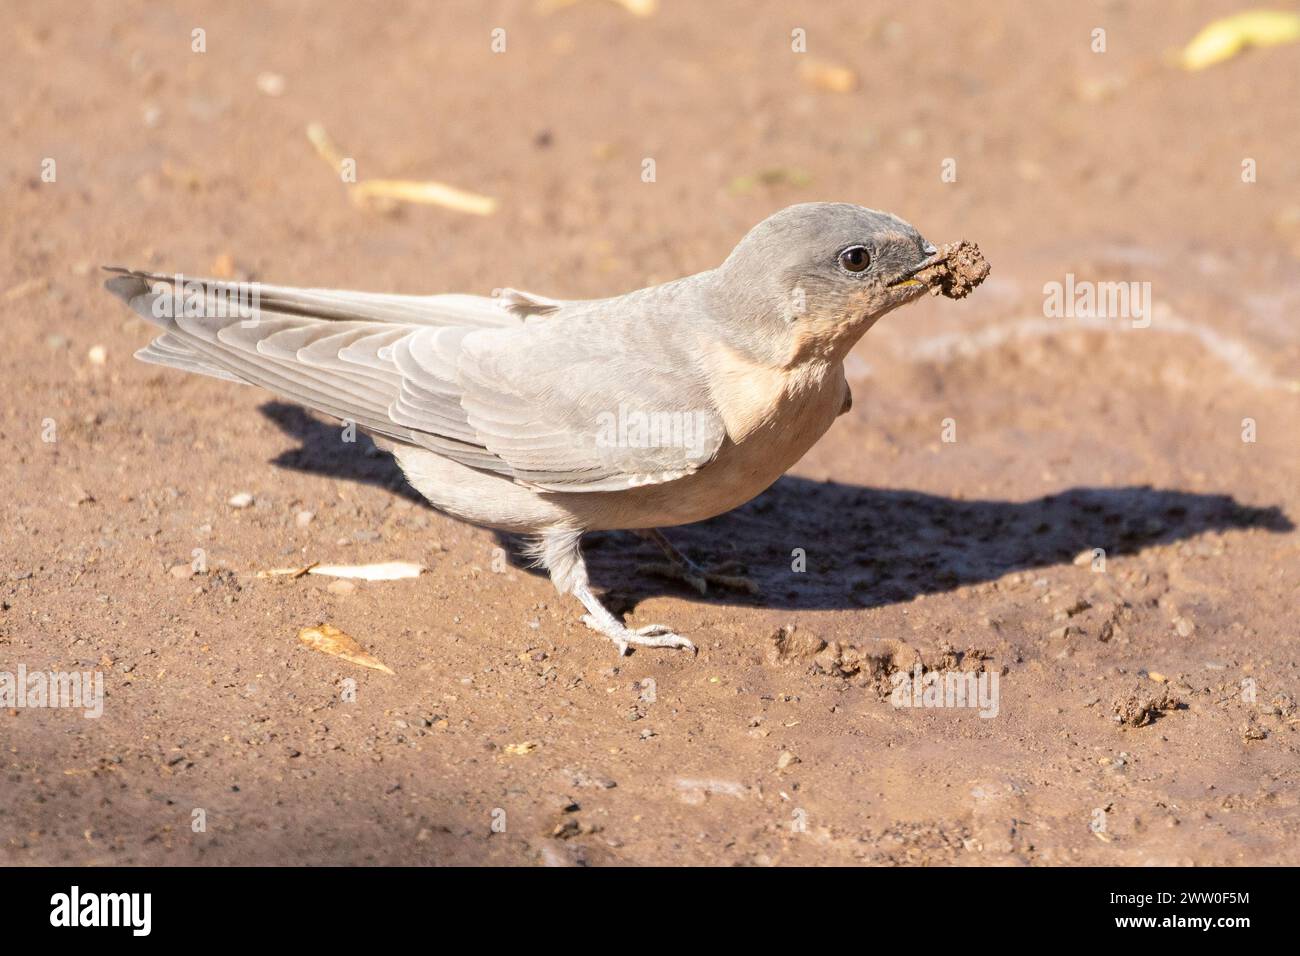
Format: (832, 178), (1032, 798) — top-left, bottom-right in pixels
(533, 528), (695, 656)
(635, 529), (760, 596)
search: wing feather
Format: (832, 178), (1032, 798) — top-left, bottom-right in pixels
(106, 268), (725, 491)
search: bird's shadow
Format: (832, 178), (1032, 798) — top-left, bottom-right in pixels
(261, 401), (1293, 611)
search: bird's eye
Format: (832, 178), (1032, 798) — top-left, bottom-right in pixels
(838, 246), (870, 273)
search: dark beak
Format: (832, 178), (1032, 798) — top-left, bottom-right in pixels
(886, 246), (946, 288)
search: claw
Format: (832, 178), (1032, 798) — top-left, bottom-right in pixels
(639, 560), (759, 597)
(637, 561), (708, 595)
(635, 529), (761, 597)
(581, 615), (696, 655)
(704, 572), (760, 596)
(567, 537), (701, 657)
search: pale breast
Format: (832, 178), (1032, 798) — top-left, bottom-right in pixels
(392, 350), (850, 535)
(567, 354), (848, 531)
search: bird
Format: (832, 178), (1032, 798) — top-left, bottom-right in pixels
(105, 202), (976, 655)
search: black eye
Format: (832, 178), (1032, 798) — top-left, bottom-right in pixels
(838, 245), (870, 273)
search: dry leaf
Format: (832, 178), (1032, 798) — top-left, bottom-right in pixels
(261, 561), (424, 581)
(610, 0), (656, 15)
(538, 0), (657, 16)
(1180, 10), (1300, 70)
(3, 277), (50, 302)
(310, 561), (425, 580)
(306, 122), (347, 170)
(350, 179), (497, 216)
(306, 123), (497, 215)
(800, 60), (859, 93)
(504, 742), (539, 755)
(297, 624), (394, 675)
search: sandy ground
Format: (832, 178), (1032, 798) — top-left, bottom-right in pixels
(2, 1), (1298, 866)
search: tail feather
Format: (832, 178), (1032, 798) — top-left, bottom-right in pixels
(101, 265), (522, 328)
(134, 333), (246, 385)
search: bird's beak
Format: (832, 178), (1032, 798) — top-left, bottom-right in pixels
(886, 248), (945, 290)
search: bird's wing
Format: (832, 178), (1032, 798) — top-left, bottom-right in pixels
(442, 312), (726, 491)
(107, 269), (725, 492)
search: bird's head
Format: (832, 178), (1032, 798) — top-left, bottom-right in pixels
(711, 202), (939, 364)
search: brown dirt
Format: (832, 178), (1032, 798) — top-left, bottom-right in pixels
(3, 1), (1299, 866)
(917, 240), (990, 299)
(1112, 683), (1185, 728)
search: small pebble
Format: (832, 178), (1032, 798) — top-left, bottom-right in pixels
(228, 492), (254, 509)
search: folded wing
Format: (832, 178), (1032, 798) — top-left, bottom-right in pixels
(107, 268), (724, 492)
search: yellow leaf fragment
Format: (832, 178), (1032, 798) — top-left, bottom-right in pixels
(611, 0), (657, 15)
(3, 277), (50, 301)
(350, 179), (497, 216)
(1180, 10), (1300, 70)
(305, 122), (347, 171)
(305, 122), (498, 215)
(537, 0), (657, 16)
(297, 624), (395, 675)
(800, 59), (859, 93)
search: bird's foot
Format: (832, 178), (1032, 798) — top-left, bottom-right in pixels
(581, 615), (696, 656)
(638, 558), (760, 597)
(569, 555), (698, 656)
(635, 528), (760, 597)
